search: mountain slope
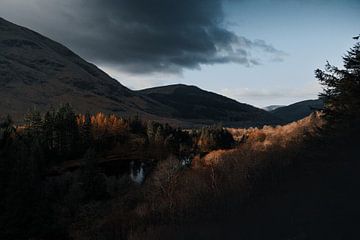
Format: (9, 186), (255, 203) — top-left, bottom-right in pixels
(0, 17), (169, 120)
(139, 84), (280, 127)
(271, 99), (324, 123)
(0, 17), (279, 127)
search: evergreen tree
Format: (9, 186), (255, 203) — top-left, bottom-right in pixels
(43, 109), (56, 153)
(315, 42), (360, 127)
(0, 115), (15, 149)
(80, 112), (93, 150)
(53, 104), (79, 158)
(24, 108), (43, 135)
(128, 115), (144, 134)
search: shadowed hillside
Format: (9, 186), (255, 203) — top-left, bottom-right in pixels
(139, 84), (280, 127)
(271, 99), (324, 123)
(0, 17), (172, 120)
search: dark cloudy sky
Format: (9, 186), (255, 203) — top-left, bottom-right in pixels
(0, 0), (359, 106)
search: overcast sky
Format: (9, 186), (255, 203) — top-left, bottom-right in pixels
(0, 0), (359, 107)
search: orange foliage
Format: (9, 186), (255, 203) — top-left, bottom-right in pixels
(77, 113), (129, 139)
(228, 111), (324, 151)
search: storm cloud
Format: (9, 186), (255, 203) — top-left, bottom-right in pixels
(0, 0), (286, 73)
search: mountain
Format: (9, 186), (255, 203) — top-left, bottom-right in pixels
(271, 99), (324, 123)
(0, 17), (170, 121)
(263, 105), (285, 112)
(139, 84), (280, 127)
(0, 17), (278, 127)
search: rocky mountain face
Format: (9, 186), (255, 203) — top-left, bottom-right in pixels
(0, 17), (279, 127)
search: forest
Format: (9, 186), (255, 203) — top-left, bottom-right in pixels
(0, 43), (359, 239)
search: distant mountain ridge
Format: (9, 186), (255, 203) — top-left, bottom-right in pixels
(270, 99), (324, 123)
(139, 84), (281, 127)
(263, 105), (285, 112)
(0, 17), (279, 127)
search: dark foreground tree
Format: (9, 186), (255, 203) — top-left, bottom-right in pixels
(315, 42), (360, 127)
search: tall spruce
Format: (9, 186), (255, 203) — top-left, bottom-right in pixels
(315, 42), (360, 127)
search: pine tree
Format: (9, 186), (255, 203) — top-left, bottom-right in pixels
(80, 112), (93, 150)
(24, 108), (43, 135)
(0, 115), (15, 149)
(43, 109), (56, 153)
(53, 104), (79, 158)
(315, 42), (360, 127)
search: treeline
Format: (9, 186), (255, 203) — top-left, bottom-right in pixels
(1, 103), (236, 160)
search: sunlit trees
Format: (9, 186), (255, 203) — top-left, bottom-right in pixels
(77, 112), (129, 149)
